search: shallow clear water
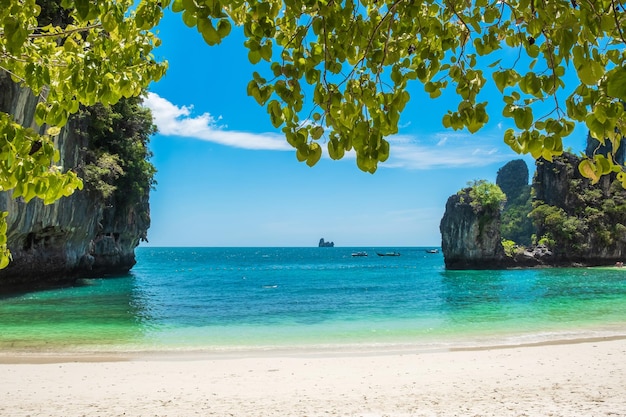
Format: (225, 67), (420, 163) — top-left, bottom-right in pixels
(0, 247), (625, 352)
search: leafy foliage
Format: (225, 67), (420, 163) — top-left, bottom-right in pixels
(501, 238), (517, 257)
(0, 0), (166, 267)
(500, 187), (533, 246)
(76, 96), (157, 207)
(497, 159), (533, 246)
(455, 179), (506, 240)
(81, 152), (123, 200)
(465, 179), (507, 213)
(3, 0), (626, 268)
(168, 0), (626, 177)
(530, 154), (626, 257)
(529, 203), (588, 255)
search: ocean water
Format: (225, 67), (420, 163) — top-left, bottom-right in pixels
(0, 247), (625, 353)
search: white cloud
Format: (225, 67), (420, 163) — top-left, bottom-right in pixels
(383, 132), (516, 170)
(144, 92), (292, 151)
(144, 92), (518, 169)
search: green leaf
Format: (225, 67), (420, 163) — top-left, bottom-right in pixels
(328, 138), (344, 160)
(578, 61), (604, 85)
(260, 41), (272, 61)
(310, 126), (324, 140)
(579, 158), (600, 184)
(267, 100), (284, 128)
(217, 19), (231, 38)
(607, 67), (626, 101)
(306, 143), (322, 167)
(295, 145), (308, 162)
(246, 80), (262, 104)
(513, 107), (533, 130)
(182, 10), (197, 27)
(356, 154), (377, 173)
(74, 0), (90, 20)
(172, 0), (185, 12)
(248, 49), (262, 64)
(102, 11), (118, 32)
(378, 139), (390, 162)
(595, 154), (612, 175)
(198, 18), (220, 45)
(527, 136), (542, 159)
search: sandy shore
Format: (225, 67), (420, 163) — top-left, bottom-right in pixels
(1, 338), (626, 417)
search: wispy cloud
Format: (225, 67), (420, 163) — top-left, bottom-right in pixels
(144, 92), (292, 151)
(145, 93), (518, 169)
(383, 132), (517, 170)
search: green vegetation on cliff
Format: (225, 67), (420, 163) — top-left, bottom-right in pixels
(3, 0), (626, 269)
(448, 150), (626, 267)
(0, 0), (165, 268)
(500, 193), (533, 247)
(530, 155), (626, 258)
(76, 96), (157, 208)
(466, 153), (626, 263)
(497, 160), (533, 246)
(465, 180), (507, 214)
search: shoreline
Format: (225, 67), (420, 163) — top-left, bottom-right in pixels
(2, 336), (626, 416)
(1, 331), (625, 364)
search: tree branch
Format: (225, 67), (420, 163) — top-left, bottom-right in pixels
(611, 0), (626, 44)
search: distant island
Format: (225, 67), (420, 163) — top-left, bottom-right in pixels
(318, 238), (334, 247)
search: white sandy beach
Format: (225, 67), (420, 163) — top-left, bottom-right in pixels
(1, 338), (625, 417)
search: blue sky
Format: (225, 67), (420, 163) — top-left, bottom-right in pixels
(142, 11), (588, 248)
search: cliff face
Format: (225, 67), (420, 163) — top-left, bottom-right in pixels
(533, 153), (583, 209)
(533, 154), (626, 263)
(0, 72), (150, 289)
(439, 189), (506, 269)
(497, 160), (533, 246)
(441, 153), (626, 269)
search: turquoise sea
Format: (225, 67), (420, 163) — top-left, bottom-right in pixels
(1, 247), (625, 353)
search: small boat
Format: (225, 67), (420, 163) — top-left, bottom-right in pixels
(425, 249), (439, 254)
(351, 251), (368, 257)
(377, 252), (401, 257)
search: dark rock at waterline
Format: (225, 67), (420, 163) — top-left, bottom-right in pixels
(0, 72), (150, 290)
(440, 154), (626, 269)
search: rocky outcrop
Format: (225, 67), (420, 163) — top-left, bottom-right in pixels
(318, 238), (334, 247)
(440, 188), (507, 269)
(439, 185), (557, 269)
(497, 159), (534, 246)
(533, 153), (583, 209)
(533, 153), (626, 264)
(0, 72), (150, 290)
(496, 159), (529, 202)
(441, 152), (626, 269)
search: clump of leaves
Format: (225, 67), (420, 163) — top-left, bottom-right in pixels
(501, 239), (517, 257)
(77, 95), (157, 207)
(466, 180), (507, 213)
(81, 152), (124, 200)
(0, 0), (165, 268)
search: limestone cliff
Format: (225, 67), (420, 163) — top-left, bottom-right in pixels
(441, 153), (626, 269)
(0, 71), (151, 290)
(497, 160), (533, 246)
(439, 187), (507, 269)
(532, 153), (626, 263)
